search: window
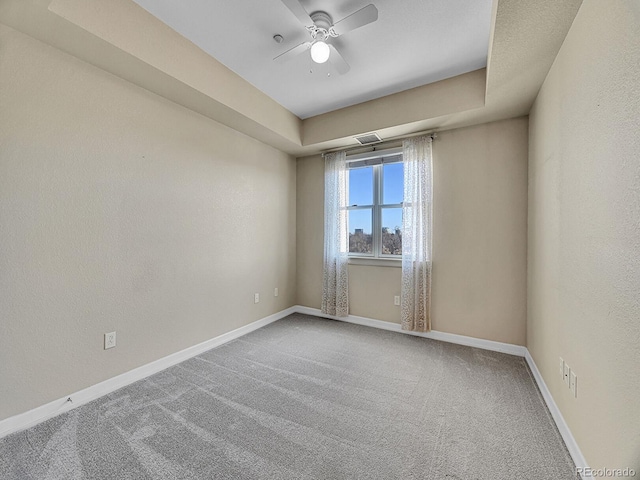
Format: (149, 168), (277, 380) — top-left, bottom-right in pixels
(347, 150), (403, 258)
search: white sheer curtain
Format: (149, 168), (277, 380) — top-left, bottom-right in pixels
(322, 151), (349, 317)
(401, 136), (433, 332)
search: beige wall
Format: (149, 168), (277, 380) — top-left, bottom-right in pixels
(295, 155), (403, 323)
(0, 26), (296, 421)
(297, 117), (528, 345)
(527, 0), (640, 472)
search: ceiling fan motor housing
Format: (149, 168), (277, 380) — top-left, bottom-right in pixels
(310, 11), (332, 30)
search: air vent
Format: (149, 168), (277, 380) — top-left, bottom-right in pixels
(354, 132), (382, 145)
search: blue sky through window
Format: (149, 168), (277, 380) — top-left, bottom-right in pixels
(383, 163), (403, 204)
(348, 167), (373, 206)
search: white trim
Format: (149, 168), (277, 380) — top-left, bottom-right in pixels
(346, 146), (402, 162)
(348, 257), (402, 267)
(295, 306), (526, 357)
(0, 303), (591, 478)
(524, 350), (591, 478)
(294, 305), (590, 476)
(0, 306), (297, 439)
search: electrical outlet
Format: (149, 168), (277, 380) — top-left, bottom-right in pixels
(570, 371), (577, 398)
(254, 293), (260, 304)
(563, 362), (570, 387)
(394, 295), (400, 306)
(104, 332), (116, 350)
(559, 357), (565, 380)
(274, 288), (278, 297)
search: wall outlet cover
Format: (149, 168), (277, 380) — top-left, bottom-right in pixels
(104, 332), (116, 350)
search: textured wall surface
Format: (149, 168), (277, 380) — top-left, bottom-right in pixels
(295, 154), (325, 312)
(527, 0), (640, 471)
(431, 119), (528, 344)
(0, 26), (296, 421)
(297, 118), (529, 344)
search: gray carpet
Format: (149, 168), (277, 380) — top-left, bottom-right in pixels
(0, 314), (577, 479)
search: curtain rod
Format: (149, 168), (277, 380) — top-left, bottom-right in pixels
(321, 130), (437, 157)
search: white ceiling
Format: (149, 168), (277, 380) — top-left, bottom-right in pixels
(131, 0), (492, 119)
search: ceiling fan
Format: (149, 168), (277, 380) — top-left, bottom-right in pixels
(274, 0), (379, 74)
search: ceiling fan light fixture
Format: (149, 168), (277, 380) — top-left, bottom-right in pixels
(310, 41), (330, 63)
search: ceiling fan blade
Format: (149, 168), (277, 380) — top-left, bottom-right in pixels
(274, 41), (311, 63)
(329, 44), (350, 74)
(280, 0), (313, 26)
(331, 4), (378, 36)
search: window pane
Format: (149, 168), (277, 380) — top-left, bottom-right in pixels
(349, 209), (373, 254)
(383, 163), (403, 205)
(349, 167), (373, 206)
(381, 208), (402, 255)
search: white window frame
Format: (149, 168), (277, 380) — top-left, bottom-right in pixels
(346, 147), (403, 267)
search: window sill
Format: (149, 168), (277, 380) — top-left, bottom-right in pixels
(348, 256), (402, 268)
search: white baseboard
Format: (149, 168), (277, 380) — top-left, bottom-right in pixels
(0, 303), (591, 478)
(294, 305), (590, 476)
(0, 306), (297, 439)
(524, 350), (591, 478)
(294, 305), (527, 357)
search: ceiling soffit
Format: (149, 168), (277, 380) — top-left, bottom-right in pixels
(0, 0), (583, 156)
